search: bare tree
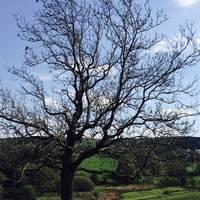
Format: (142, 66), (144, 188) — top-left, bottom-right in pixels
(0, 0), (200, 199)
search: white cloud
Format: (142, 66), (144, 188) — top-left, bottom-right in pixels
(176, 0), (200, 7)
(195, 37), (200, 47)
(150, 40), (169, 53)
(161, 108), (193, 116)
(45, 97), (59, 107)
(38, 74), (52, 81)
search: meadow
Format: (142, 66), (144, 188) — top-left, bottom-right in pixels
(79, 155), (118, 172)
(38, 187), (200, 200)
(120, 187), (200, 200)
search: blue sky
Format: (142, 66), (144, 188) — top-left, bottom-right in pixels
(0, 0), (200, 69)
(1, 0), (200, 67)
(1, 0), (200, 134)
(0, 0), (38, 66)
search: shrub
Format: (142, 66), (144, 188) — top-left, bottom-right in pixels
(163, 190), (170, 195)
(138, 176), (154, 184)
(0, 174), (5, 183)
(76, 171), (91, 178)
(102, 173), (110, 183)
(91, 173), (113, 185)
(91, 173), (100, 185)
(187, 178), (197, 187)
(19, 185), (36, 200)
(179, 176), (187, 186)
(166, 164), (187, 177)
(0, 185), (3, 200)
(3, 186), (16, 199)
(26, 167), (60, 193)
(73, 176), (95, 192)
(3, 184), (36, 200)
(159, 176), (181, 186)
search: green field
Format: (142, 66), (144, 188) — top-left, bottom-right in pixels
(37, 187), (200, 200)
(120, 187), (200, 200)
(76, 155), (118, 183)
(79, 155), (118, 172)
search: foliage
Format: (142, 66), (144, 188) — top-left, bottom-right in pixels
(91, 173), (100, 185)
(75, 170), (91, 178)
(0, 173), (5, 182)
(0, 185), (3, 200)
(37, 196), (60, 200)
(138, 176), (155, 185)
(187, 177), (197, 187)
(73, 176), (95, 192)
(3, 184), (36, 200)
(186, 176), (200, 187)
(159, 176), (186, 187)
(164, 162), (188, 177)
(26, 167), (60, 193)
(187, 163), (200, 176)
(0, 140), (35, 181)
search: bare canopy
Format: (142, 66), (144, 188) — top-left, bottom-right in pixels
(0, 0), (200, 199)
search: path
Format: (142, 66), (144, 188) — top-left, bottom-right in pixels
(98, 185), (156, 200)
(99, 192), (118, 200)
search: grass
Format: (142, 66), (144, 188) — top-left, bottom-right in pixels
(37, 196), (59, 200)
(79, 155), (118, 172)
(37, 192), (100, 200)
(75, 170), (91, 178)
(77, 155), (118, 184)
(37, 186), (200, 200)
(120, 187), (200, 200)
(94, 186), (106, 197)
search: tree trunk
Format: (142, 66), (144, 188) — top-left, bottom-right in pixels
(61, 161), (74, 200)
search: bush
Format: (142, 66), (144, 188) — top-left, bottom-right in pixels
(73, 176), (95, 192)
(187, 177), (197, 187)
(163, 190), (170, 195)
(0, 174), (5, 183)
(26, 167), (60, 193)
(138, 176), (154, 184)
(19, 185), (36, 200)
(3, 184), (36, 200)
(166, 164), (187, 177)
(102, 173), (110, 183)
(91, 173), (101, 185)
(0, 185), (3, 200)
(76, 171), (91, 178)
(91, 173), (113, 185)
(159, 176), (182, 186)
(180, 176), (187, 186)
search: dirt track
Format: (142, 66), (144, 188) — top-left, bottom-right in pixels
(99, 192), (118, 200)
(98, 185), (156, 200)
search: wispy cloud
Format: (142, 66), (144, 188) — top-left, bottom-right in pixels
(45, 97), (59, 107)
(38, 74), (52, 81)
(151, 40), (169, 53)
(176, 0), (200, 7)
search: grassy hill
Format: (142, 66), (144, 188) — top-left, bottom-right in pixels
(79, 155), (118, 172)
(120, 187), (200, 200)
(76, 155), (118, 184)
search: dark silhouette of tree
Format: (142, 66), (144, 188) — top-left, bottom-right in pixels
(0, 0), (200, 199)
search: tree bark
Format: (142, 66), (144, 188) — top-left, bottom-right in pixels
(61, 161), (74, 200)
